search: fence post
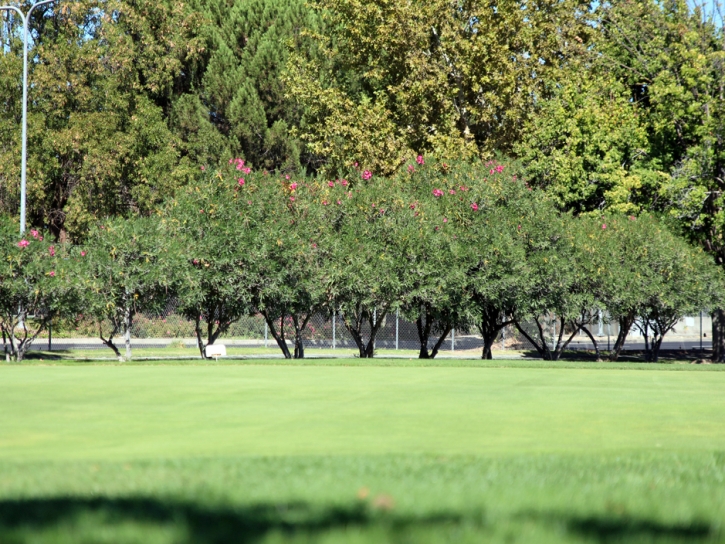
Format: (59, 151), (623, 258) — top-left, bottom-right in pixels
(395, 309), (399, 350)
(451, 328), (455, 352)
(332, 311), (336, 350)
(264, 321), (268, 348)
(48, 320), (51, 351)
(700, 311), (703, 352)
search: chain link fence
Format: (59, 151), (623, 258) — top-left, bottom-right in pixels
(28, 299), (714, 356)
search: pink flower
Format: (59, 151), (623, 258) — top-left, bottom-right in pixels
(247, 200), (252, 205)
(443, 217), (448, 223)
(354, 161), (359, 168)
(17, 239), (29, 248)
(380, 209), (385, 215)
(337, 200), (342, 205)
(471, 203), (478, 211)
(285, 175), (291, 180)
(48, 246), (55, 257)
(30, 229), (39, 239)
(629, 215), (636, 221)
(312, 243), (317, 249)
(328, 181), (335, 187)
(517, 224), (521, 230)
(432, 189), (443, 197)
(193, 259), (199, 265)
(490, 169), (495, 175)
(410, 203), (416, 210)
(81, 251), (87, 257)
(238, 178), (245, 186)
(290, 182), (298, 191)
(229, 158), (234, 165)
(241, 167), (251, 174)
(341, 179), (349, 187)
(408, 165), (415, 173)
(322, 200), (329, 206)
(496, 165), (504, 173)
(449, 189), (456, 195)
(201, 165), (206, 171)
(49, 271), (55, 277)
(290, 196), (295, 202)
(362, 170), (372, 180)
(416, 155), (424, 165)
(602, 224), (607, 230)
(512, 175), (517, 181)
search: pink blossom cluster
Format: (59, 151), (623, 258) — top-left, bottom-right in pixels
(17, 239), (29, 248)
(362, 170), (372, 181)
(416, 155), (424, 165)
(229, 158), (251, 174)
(432, 189), (444, 197)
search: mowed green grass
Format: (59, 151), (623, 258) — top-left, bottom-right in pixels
(1, 362), (724, 543)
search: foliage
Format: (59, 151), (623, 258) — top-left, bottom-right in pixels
(0, 217), (81, 361)
(285, 0), (590, 176)
(80, 216), (174, 360)
(180, 0), (323, 173)
(517, 73), (661, 215)
(164, 168), (259, 358)
(0, 0), (204, 240)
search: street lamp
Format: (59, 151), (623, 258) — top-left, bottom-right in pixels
(0, 0), (56, 234)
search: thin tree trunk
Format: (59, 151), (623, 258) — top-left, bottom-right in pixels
(99, 320), (123, 361)
(195, 315), (207, 359)
(416, 308), (433, 359)
(263, 312), (292, 359)
(429, 325), (452, 359)
(610, 314), (634, 361)
(713, 309), (725, 362)
(123, 307), (132, 362)
(579, 325), (601, 361)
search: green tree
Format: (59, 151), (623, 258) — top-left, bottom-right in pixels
(80, 216), (173, 361)
(0, 0), (203, 240)
(517, 73), (662, 215)
(285, 0), (590, 176)
(0, 216), (81, 361)
(175, 0), (323, 173)
(165, 169), (258, 359)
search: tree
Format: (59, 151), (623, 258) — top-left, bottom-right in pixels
(183, 0), (323, 174)
(285, 0), (590, 176)
(80, 216), (173, 361)
(248, 172), (329, 359)
(395, 156), (476, 359)
(0, 0), (203, 240)
(323, 171), (415, 358)
(585, 0), (725, 359)
(0, 216), (81, 361)
(165, 166), (259, 358)
(517, 73), (662, 215)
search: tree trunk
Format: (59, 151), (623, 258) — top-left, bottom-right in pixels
(263, 313), (292, 359)
(195, 315), (208, 359)
(416, 309), (433, 359)
(291, 314), (311, 359)
(579, 325), (601, 361)
(123, 306), (133, 362)
(99, 320), (123, 361)
(713, 309), (725, 362)
(609, 314), (634, 361)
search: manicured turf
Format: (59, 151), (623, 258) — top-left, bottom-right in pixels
(1, 361), (724, 543)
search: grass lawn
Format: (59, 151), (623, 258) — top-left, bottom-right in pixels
(0, 361), (724, 543)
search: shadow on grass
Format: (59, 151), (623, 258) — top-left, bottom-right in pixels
(0, 497), (718, 543)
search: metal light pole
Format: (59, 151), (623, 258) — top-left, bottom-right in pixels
(1, 0), (55, 234)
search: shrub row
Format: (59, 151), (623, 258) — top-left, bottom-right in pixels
(2, 157), (722, 361)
